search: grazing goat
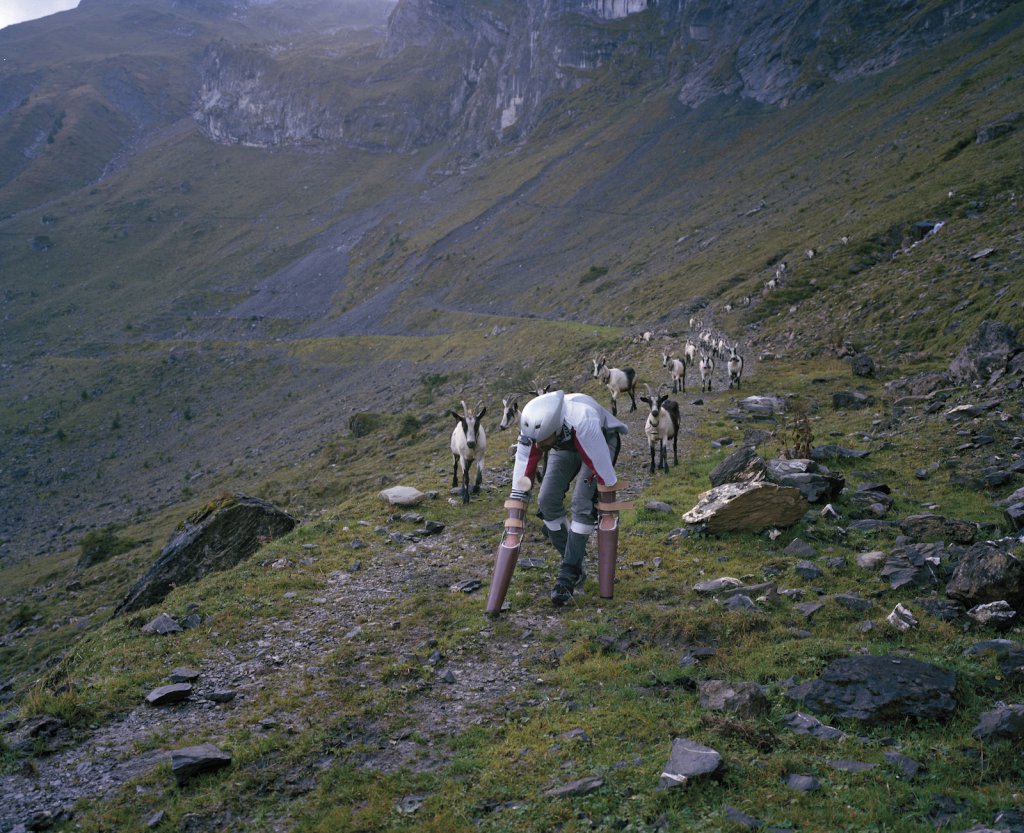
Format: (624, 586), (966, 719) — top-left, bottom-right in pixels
(592, 356), (637, 416)
(499, 387), (550, 481)
(640, 387), (680, 473)
(727, 345), (744, 389)
(662, 351), (687, 393)
(498, 393), (520, 432)
(699, 352), (715, 392)
(449, 400), (487, 504)
(498, 380), (552, 431)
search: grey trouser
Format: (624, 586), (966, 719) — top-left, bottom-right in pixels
(537, 431), (621, 536)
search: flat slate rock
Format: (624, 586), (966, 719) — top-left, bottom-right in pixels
(693, 577), (743, 594)
(683, 481), (808, 533)
(962, 639), (1021, 657)
(544, 775), (604, 798)
(784, 774), (820, 792)
(782, 711), (846, 741)
(118, 495), (296, 614)
(786, 654), (957, 724)
(141, 613), (182, 635)
(378, 486), (427, 506)
(828, 759), (877, 772)
(170, 742), (231, 785)
(784, 538), (817, 558)
(723, 806), (769, 829)
(811, 444), (870, 460)
(972, 703), (1024, 741)
(659, 737), (725, 789)
(145, 683), (192, 706)
(698, 680), (770, 719)
(884, 750), (924, 779)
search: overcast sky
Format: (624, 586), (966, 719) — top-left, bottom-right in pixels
(0, 0), (80, 31)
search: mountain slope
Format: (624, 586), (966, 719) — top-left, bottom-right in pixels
(0, 0), (1021, 565)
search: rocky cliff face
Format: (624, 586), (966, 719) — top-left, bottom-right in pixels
(196, 0), (1015, 150)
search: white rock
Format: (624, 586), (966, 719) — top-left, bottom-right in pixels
(887, 603), (918, 632)
(378, 486), (426, 506)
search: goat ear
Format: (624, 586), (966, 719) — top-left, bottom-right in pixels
(476, 407), (487, 420)
(448, 410), (460, 420)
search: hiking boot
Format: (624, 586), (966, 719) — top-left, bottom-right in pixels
(551, 563), (584, 606)
(550, 581), (574, 606)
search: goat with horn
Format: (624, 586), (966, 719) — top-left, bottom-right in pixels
(639, 385), (680, 473)
(449, 399), (487, 504)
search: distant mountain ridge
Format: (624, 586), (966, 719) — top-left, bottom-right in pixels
(192, 0), (1019, 152)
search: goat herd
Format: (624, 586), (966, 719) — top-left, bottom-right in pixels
(447, 330), (745, 502)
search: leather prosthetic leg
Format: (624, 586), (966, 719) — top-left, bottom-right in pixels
(596, 481), (631, 599)
(485, 479), (531, 615)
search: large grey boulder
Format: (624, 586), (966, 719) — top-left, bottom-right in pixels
(683, 481), (808, 533)
(116, 495), (296, 615)
(786, 655), (958, 724)
(946, 542), (1024, 612)
(949, 320), (1020, 384)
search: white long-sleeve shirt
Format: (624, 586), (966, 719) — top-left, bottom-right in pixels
(512, 393), (628, 488)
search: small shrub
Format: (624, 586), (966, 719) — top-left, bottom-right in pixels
(579, 265), (609, 285)
(397, 414), (420, 438)
(77, 525), (137, 569)
(777, 399), (814, 459)
(420, 373), (448, 388)
(349, 412), (382, 438)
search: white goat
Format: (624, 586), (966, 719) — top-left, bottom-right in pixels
(592, 356), (637, 415)
(662, 351), (687, 393)
(498, 380), (552, 432)
(497, 393), (519, 432)
(727, 345), (744, 389)
(499, 387), (550, 481)
(699, 352), (715, 392)
(639, 387), (680, 473)
(683, 339), (698, 366)
(449, 400), (487, 504)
